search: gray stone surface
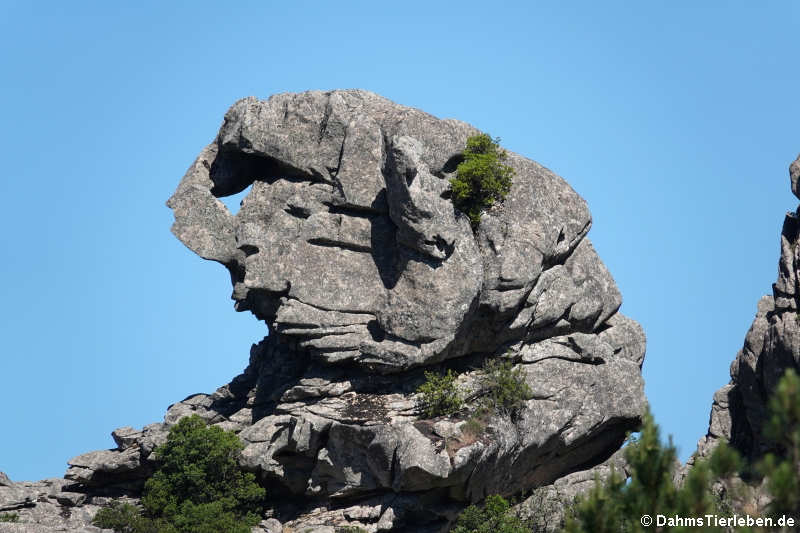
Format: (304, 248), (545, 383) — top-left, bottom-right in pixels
(259, 518), (283, 533)
(65, 449), (142, 485)
(698, 153), (800, 461)
(167, 89), (603, 372)
(0, 527), (106, 533)
(513, 449), (630, 532)
(11, 90), (646, 532)
(0, 475), (108, 532)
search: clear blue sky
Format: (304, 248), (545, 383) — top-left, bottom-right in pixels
(2, 1), (799, 481)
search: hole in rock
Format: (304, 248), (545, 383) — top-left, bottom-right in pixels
(219, 184), (252, 215)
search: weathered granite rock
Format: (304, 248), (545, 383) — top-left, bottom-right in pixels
(65, 448), (143, 485)
(513, 449), (630, 532)
(167, 90), (603, 372)
(698, 153), (800, 461)
(10, 90), (646, 532)
(0, 474), (109, 532)
(0, 475), (33, 513)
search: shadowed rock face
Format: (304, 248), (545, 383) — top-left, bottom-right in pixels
(698, 154), (800, 461)
(2, 91), (646, 533)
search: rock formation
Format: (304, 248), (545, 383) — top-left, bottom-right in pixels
(697, 154), (800, 462)
(1, 90), (646, 532)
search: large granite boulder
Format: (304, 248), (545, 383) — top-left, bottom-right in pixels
(167, 90), (625, 372)
(697, 153), (800, 461)
(7, 91), (646, 532)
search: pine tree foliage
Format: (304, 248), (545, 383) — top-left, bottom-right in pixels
(564, 410), (727, 533)
(759, 368), (800, 519)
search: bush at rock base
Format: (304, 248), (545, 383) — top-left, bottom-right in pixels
(93, 415), (265, 533)
(0, 513), (19, 523)
(93, 501), (162, 533)
(450, 133), (514, 228)
(142, 415), (264, 520)
(452, 494), (533, 533)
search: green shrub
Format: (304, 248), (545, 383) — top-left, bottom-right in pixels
(93, 502), (162, 533)
(450, 133), (515, 229)
(416, 357), (531, 424)
(416, 369), (463, 418)
(480, 358), (532, 415)
(164, 500), (253, 533)
(452, 494), (533, 533)
(142, 415), (264, 522)
(93, 415), (265, 533)
(0, 512), (19, 523)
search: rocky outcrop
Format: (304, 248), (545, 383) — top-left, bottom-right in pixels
(3, 90), (646, 532)
(697, 154), (800, 461)
(0, 472), (109, 532)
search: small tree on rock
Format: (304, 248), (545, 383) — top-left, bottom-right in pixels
(450, 133), (515, 229)
(416, 369), (463, 418)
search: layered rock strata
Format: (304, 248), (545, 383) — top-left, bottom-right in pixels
(2, 90), (646, 532)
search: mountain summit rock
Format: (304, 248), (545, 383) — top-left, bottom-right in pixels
(698, 154), (800, 462)
(1, 90), (646, 532)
